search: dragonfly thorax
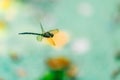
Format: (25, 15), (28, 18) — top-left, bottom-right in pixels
(43, 32), (54, 38)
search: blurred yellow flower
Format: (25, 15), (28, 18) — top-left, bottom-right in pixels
(43, 30), (70, 48)
(0, 0), (12, 11)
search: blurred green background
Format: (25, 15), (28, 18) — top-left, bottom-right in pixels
(0, 0), (120, 80)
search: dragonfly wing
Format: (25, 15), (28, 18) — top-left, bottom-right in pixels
(40, 22), (45, 33)
(49, 29), (59, 34)
(47, 38), (56, 46)
(36, 35), (43, 41)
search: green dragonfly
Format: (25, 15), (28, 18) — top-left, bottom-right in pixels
(19, 23), (59, 46)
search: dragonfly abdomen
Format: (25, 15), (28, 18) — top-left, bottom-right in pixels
(19, 32), (42, 36)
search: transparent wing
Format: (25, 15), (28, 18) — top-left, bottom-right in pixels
(40, 22), (45, 33)
(48, 29), (59, 34)
(36, 35), (43, 41)
(47, 38), (56, 46)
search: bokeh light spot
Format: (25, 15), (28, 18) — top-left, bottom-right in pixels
(0, 0), (12, 10)
(71, 38), (91, 54)
(77, 2), (94, 17)
(5, 6), (18, 22)
(16, 68), (26, 77)
(0, 21), (7, 38)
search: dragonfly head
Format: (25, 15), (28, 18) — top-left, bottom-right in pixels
(50, 33), (54, 38)
(43, 32), (54, 38)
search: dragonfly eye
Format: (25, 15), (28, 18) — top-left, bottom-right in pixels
(43, 32), (54, 38)
(50, 33), (54, 37)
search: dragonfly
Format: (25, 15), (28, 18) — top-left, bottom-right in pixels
(19, 23), (59, 46)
